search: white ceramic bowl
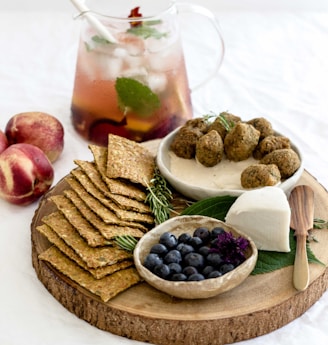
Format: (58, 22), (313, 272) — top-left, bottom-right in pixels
(133, 215), (258, 299)
(156, 127), (304, 200)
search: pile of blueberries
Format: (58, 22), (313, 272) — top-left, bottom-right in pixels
(143, 226), (238, 282)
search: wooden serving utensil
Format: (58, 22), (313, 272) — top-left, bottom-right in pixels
(288, 185), (314, 291)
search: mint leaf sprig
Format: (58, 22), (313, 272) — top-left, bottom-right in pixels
(115, 77), (160, 117)
(127, 24), (168, 39)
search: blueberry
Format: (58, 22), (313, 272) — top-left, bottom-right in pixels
(182, 266), (198, 276)
(171, 273), (187, 281)
(178, 232), (192, 244)
(202, 265), (214, 277)
(164, 250), (182, 264)
(206, 253), (223, 267)
(211, 227), (226, 239)
(150, 243), (168, 256)
(193, 227), (211, 242)
(168, 262), (182, 275)
(208, 270), (222, 278)
(220, 263), (235, 274)
(188, 273), (205, 281)
(159, 232), (178, 249)
(198, 246), (210, 257)
(176, 243), (194, 256)
(143, 253), (163, 271)
(184, 252), (205, 270)
(188, 236), (203, 249)
(153, 263), (171, 279)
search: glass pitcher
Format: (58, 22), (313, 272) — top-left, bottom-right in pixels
(70, 0), (224, 145)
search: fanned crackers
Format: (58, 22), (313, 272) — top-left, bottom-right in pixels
(39, 246), (141, 302)
(74, 159), (147, 202)
(50, 194), (110, 247)
(41, 212), (132, 268)
(37, 224), (133, 279)
(37, 134), (156, 302)
(68, 170), (153, 219)
(63, 189), (148, 236)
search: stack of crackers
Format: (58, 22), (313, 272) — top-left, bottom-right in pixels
(36, 134), (156, 302)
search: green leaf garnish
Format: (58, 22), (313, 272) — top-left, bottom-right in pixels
(182, 195), (325, 275)
(252, 231), (324, 275)
(115, 77), (160, 117)
(181, 195), (237, 220)
(91, 35), (111, 45)
(127, 24), (168, 39)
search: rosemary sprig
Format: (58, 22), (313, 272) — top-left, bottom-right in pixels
(314, 218), (328, 229)
(202, 111), (234, 132)
(115, 235), (138, 252)
(116, 171), (173, 251)
(218, 112), (235, 132)
(202, 111), (217, 123)
(306, 218), (328, 243)
(145, 168), (173, 225)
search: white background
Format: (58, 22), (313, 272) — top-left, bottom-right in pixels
(2, 0), (328, 11)
(0, 1), (328, 345)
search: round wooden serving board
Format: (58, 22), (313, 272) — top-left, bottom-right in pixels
(31, 170), (328, 345)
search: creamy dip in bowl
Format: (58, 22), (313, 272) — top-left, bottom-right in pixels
(156, 127), (304, 200)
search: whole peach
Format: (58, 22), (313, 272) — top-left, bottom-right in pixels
(0, 143), (54, 205)
(0, 129), (8, 154)
(5, 112), (64, 163)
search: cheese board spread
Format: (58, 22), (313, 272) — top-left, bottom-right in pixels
(31, 137), (328, 345)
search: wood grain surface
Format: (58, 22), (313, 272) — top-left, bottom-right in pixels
(31, 170), (328, 345)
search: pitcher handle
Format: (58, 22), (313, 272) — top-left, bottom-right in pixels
(176, 2), (225, 91)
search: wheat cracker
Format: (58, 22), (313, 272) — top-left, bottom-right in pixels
(37, 224), (133, 279)
(41, 212), (132, 268)
(51, 194), (110, 247)
(64, 189), (148, 236)
(69, 170), (153, 220)
(75, 159), (147, 202)
(39, 246), (141, 302)
(88, 145), (147, 201)
(106, 134), (155, 187)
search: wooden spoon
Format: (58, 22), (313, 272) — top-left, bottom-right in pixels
(288, 185), (314, 291)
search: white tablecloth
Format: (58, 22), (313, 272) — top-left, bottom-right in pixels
(1, 1), (328, 344)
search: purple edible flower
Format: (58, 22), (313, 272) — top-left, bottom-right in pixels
(210, 231), (249, 266)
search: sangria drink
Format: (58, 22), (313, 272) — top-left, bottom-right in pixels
(71, 6), (193, 146)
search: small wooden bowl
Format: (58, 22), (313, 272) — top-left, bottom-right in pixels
(134, 215), (258, 299)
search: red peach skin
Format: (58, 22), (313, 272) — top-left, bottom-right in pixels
(0, 143), (54, 205)
(5, 112), (64, 162)
(0, 130), (8, 154)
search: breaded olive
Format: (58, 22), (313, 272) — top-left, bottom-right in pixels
(247, 117), (274, 140)
(170, 127), (203, 159)
(224, 122), (260, 161)
(195, 130), (224, 167)
(241, 164), (281, 188)
(253, 135), (291, 159)
(185, 118), (209, 134)
(260, 148), (301, 179)
(207, 112), (241, 140)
